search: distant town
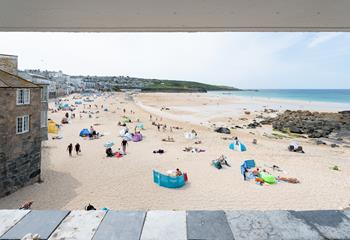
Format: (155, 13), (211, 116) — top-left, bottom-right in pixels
(19, 69), (238, 98)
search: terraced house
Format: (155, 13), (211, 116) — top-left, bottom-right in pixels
(0, 54), (47, 197)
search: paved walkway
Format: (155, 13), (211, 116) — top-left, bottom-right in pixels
(0, 210), (350, 239)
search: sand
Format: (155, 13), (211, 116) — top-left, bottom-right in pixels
(0, 92), (349, 211)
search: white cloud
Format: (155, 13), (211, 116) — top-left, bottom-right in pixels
(0, 32), (348, 89)
(308, 32), (342, 48)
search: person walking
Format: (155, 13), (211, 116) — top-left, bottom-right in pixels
(121, 139), (128, 155)
(75, 143), (81, 155)
(67, 143), (73, 156)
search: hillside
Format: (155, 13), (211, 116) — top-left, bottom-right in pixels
(141, 79), (239, 92)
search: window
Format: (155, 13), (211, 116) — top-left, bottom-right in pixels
(41, 111), (47, 128)
(41, 86), (48, 102)
(16, 115), (29, 134)
(16, 89), (30, 105)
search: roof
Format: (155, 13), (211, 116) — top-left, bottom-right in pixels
(0, 69), (40, 88)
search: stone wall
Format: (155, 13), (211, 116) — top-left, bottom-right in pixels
(0, 88), (42, 197)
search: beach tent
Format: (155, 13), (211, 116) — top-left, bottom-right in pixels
(48, 120), (59, 134)
(104, 141), (114, 148)
(75, 100), (82, 104)
(59, 103), (70, 110)
(122, 116), (131, 123)
(153, 170), (186, 188)
(132, 133), (143, 142)
(184, 132), (197, 140)
(123, 132), (133, 141)
(79, 128), (90, 137)
(136, 123), (145, 130)
(229, 141), (247, 152)
(119, 128), (128, 137)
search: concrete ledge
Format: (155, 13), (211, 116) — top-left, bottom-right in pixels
(0, 210), (349, 240)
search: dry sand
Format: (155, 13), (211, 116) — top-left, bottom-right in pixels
(0, 92), (349, 211)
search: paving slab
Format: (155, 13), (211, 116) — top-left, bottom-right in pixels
(93, 211), (145, 240)
(0, 210), (69, 240)
(0, 210), (31, 238)
(343, 211), (350, 220)
(226, 211), (322, 240)
(187, 211), (234, 240)
(291, 210), (350, 240)
(140, 211), (186, 240)
(48, 210), (106, 240)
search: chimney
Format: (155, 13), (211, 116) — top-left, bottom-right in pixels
(0, 54), (18, 75)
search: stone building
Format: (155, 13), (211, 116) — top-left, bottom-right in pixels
(0, 54), (46, 197)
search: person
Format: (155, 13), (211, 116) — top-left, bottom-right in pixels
(75, 143), (81, 155)
(67, 143), (73, 156)
(123, 108), (126, 113)
(176, 168), (182, 176)
(191, 129), (197, 136)
(19, 201), (33, 210)
(234, 137), (239, 145)
(157, 124), (160, 131)
(149, 114), (152, 120)
(85, 203), (96, 211)
(243, 168), (248, 180)
(121, 139), (128, 154)
(106, 147), (114, 157)
(65, 112), (69, 118)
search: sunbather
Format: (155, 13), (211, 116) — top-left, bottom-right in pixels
(176, 168), (183, 176)
(277, 176), (300, 184)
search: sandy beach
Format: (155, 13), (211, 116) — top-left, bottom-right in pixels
(0, 92), (349, 211)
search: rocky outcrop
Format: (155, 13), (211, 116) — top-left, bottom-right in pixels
(262, 110), (350, 139)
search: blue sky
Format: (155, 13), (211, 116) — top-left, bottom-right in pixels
(0, 32), (349, 89)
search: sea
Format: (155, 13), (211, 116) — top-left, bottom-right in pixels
(213, 89), (350, 104)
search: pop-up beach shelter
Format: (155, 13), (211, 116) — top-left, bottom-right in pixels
(132, 133), (143, 142)
(136, 123), (144, 130)
(229, 142), (247, 152)
(184, 132), (196, 140)
(59, 103), (70, 110)
(48, 120), (59, 134)
(240, 160), (256, 176)
(79, 128), (90, 137)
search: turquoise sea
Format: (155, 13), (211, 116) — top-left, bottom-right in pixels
(214, 89), (350, 104)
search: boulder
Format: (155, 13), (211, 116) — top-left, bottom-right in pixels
(215, 127), (231, 134)
(290, 126), (303, 134)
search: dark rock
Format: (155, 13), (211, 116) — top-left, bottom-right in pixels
(316, 140), (327, 145)
(331, 143), (339, 148)
(290, 126), (303, 134)
(215, 127), (231, 134)
(263, 110), (350, 140)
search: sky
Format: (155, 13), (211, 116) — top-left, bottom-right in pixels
(0, 32), (349, 89)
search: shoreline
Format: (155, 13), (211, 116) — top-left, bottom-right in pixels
(208, 92), (350, 112)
